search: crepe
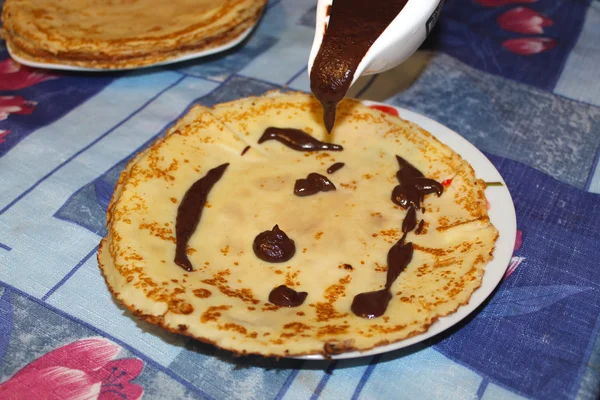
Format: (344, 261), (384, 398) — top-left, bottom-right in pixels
(1, 0), (266, 69)
(98, 92), (498, 357)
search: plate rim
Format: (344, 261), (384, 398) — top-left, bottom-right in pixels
(294, 101), (517, 360)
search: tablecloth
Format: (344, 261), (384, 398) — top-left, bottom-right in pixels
(1, 0), (599, 399)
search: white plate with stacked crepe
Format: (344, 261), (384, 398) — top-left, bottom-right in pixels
(97, 92), (516, 360)
(2, 0), (267, 71)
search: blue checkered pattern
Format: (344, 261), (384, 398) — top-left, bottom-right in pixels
(1, 0), (599, 399)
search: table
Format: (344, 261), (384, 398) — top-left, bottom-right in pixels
(1, 0), (599, 399)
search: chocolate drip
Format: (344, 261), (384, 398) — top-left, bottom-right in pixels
(392, 156), (443, 210)
(402, 206), (417, 233)
(310, 0), (409, 132)
(351, 155), (442, 318)
(174, 163), (229, 271)
(294, 173), (336, 197)
(326, 162), (345, 174)
(269, 285), (308, 307)
(258, 127), (343, 151)
(241, 146), (251, 156)
(415, 219), (425, 235)
(386, 234), (414, 284)
(351, 234), (413, 319)
(253, 225), (296, 263)
(351, 289), (391, 319)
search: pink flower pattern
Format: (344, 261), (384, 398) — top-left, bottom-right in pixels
(0, 130), (9, 144)
(0, 96), (37, 121)
(0, 58), (58, 91)
(474, 0), (557, 56)
(474, 0), (536, 7)
(502, 38), (557, 55)
(505, 230), (524, 278)
(498, 7), (553, 34)
(0, 338), (144, 400)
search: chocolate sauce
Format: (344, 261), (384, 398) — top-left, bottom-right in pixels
(269, 285), (308, 307)
(326, 162), (345, 174)
(415, 219), (425, 235)
(253, 225), (296, 263)
(241, 146), (251, 156)
(392, 156), (443, 210)
(402, 206), (417, 233)
(310, 0), (409, 132)
(174, 163), (229, 271)
(351, 234), (413, 319)
(294, 173), (336, 197)
(351, 156), (442, 318)
(351, 289), (391, 319)
(258, 127), (343, 151)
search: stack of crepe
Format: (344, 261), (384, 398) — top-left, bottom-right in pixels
(98, 92), (498, 357)
(1, 0), (267, 69)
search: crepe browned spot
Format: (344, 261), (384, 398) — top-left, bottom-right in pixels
(2, 0), (266, 69)
(97, 92), (498, 357)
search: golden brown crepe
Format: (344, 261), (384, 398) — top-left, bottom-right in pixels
(2, 0), (267, 69)
(97, 92), (498, 357)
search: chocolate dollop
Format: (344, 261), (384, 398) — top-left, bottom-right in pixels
(392, 156), (443, 210)
(326, 162), (345, 174)
(253, 225), (296, 263)
(269, 285), (308, 307)
(350, 288), (391, 319)
(294, 173), (336, 197)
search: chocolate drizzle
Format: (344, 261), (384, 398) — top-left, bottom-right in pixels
(415, 219), (425, 235)
(391, 156), (443, 210)
(310, 0), (409, 132)
(174, 163), (229, 271)
(241, 146), (251, 156)
(258, 127), (343, 151)
(402, 206), (417, 233)
(294, 173), (336, 197)
(327, 162), (345, 174)
(351, 156), (443, 318)
(351, 234), (413, 319)
(269, 285), (308, 307)
(253, 225), (296, 263)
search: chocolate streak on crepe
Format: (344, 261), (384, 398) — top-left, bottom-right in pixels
(253, 225), (296, 263)
(351, 156), (442, 319)
(392, 156), (443, 210)
(310, 0), (409, 132)
(415, 219), (425, 235)
(174, 163), (229, 271)
(327, 162), (345, 174)
(351, 234), (413, 319)
(258, 127), (343, 151)
(402, 206), (417, 233)
(295, 173), (336, 196)
(269, 285), (308, 307)
(241, 146), (251, 156)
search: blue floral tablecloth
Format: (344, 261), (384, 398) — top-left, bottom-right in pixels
(1, 0), (599, 399)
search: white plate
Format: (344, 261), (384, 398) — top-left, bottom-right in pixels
(7, 25), (255, 72)
(297, 102), (517, 360)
